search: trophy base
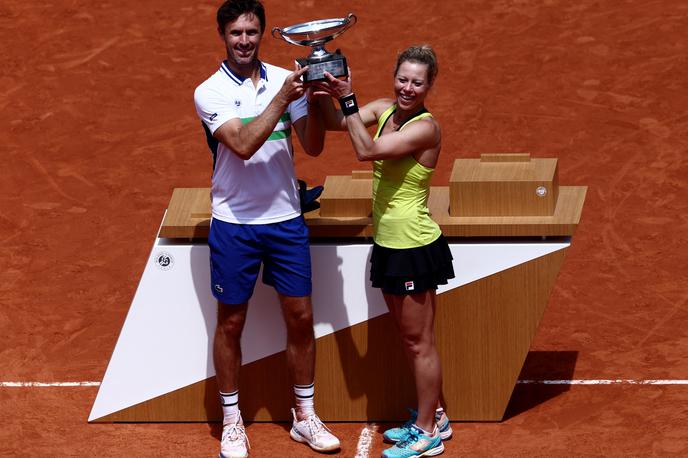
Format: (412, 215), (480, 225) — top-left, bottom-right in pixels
(298, 53), (348, 83)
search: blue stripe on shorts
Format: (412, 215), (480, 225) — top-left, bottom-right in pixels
(208, 216), (312, 304)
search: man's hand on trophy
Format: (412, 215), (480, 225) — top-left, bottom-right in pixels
(279, 64), (309, 103)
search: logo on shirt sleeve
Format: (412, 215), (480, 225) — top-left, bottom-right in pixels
(209, 113), (218, 121)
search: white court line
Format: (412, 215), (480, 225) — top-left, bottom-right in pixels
(3, 380), (688, 388)
(355, 423), (378, 458)
(3, 380), (687, 458)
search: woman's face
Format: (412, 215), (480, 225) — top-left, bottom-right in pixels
(393, 61), (431, 112)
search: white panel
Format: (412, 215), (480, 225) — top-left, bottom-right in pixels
(89, 234), (569, 421)
(438, 242), (568, 294)
(89, 241), (215, 421)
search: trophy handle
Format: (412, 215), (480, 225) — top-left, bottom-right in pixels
(271, 27), (307, 47)
(329, 13), (357, 40)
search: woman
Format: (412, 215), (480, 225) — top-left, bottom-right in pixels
(315, 45), (454, 457)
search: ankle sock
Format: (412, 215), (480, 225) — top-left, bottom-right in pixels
(294, 382), (315, 417)
(412, 423), (437, 437)
(219, 390), (239, 423)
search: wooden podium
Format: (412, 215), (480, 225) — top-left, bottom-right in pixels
(90, 154), (586, 423)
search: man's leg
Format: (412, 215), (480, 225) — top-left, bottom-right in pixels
(215, 301), (250, 458)
(214, 301), (249, 400)
(278, 294), (315, 393)
(208, 216), (260, 423)
(262, 216), (317, 416)
(279, 293), (340, 453)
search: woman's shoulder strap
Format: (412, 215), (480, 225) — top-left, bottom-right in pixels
(374, 104), (397, 138)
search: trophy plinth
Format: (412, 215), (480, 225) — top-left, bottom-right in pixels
(272, 13), (357, 83)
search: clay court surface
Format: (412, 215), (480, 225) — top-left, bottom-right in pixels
(2, 0), (688, 455)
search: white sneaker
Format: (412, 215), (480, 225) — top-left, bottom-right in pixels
(289, 408), (341, 452)
(219, 415), (249, 458)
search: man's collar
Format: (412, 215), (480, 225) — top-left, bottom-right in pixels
(220, 61), (268, 85)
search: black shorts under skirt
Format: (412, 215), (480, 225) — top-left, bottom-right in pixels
(370, 235), (455, 295)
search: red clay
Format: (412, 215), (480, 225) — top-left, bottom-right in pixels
(2, 0), (688, 456)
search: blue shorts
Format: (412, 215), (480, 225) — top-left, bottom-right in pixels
(208, 216), (312, 304)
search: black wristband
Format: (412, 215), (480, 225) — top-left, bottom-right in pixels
(338, 93), (359, 116)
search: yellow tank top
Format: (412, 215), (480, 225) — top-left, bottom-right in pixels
(372, 104), (441, 249)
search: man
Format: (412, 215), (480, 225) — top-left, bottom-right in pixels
(193, 1), (340, 457)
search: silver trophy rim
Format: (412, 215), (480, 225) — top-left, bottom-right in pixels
(272, 13), (356, 48)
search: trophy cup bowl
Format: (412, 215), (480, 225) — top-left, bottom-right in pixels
(272, 13), (357, 82)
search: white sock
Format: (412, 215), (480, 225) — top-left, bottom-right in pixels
(294, 382), (315, 417)
(219, 390), (240, 424)
(413, 423), (438, 437)
(435, 406), (445, 420)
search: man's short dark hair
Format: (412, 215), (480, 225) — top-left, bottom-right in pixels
(217, 0), (266, 33)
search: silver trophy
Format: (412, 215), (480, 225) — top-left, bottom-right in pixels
(272, 13), (357, 83)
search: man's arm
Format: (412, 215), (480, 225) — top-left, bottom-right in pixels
(212, 66), (309, 160)
(292, 89), (326, 157)
(313, 94), (346, 131)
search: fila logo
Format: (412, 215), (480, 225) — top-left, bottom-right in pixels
(344, 100), (355, 108)
(404, 281), (415, 291)
(209, 113), (218, 121)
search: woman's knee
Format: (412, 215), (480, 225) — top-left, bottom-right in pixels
(400, 329), (435, 356)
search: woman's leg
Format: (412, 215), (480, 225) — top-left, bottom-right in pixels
(384, 290), (442, 433)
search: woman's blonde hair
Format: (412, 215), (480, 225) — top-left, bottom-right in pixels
(394, 44), (438, 85)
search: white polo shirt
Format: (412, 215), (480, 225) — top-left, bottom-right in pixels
(194, 61), (308, 224)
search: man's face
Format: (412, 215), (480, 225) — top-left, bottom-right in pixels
(220, 13), (263, 68)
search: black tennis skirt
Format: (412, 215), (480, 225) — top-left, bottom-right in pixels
(370, 235), (455, 295)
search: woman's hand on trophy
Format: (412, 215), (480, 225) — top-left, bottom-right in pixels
(309, 69), (353, 99)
